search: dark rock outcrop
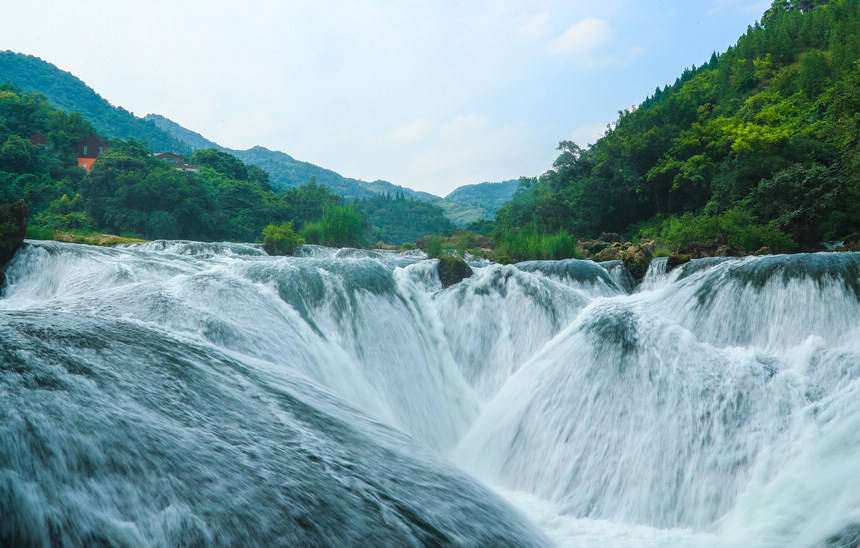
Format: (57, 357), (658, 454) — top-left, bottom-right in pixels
(666, 253), (692, 271)
(678, 235), (747, 259)
(835, 232), (860, 252)
(577, 239), (610, 255)
(0, 200), (28, 286)
(622, 244), (653, 282)
(593, 243), (623, 261)
(597, 232), (623, 243)
(437, 255), (473, 288)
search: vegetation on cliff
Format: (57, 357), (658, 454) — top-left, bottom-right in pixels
(492, 0), (860, 259)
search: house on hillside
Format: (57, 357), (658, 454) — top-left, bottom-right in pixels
(153, 151), (199, 172)
(77, 135), (107, 172)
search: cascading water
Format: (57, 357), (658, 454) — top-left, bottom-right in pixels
(1, 239), (858, 547)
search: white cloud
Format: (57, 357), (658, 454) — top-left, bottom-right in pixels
(380, 118), (434, 145)
(549, 17), (612, 55)
(516, 12), (551, 41)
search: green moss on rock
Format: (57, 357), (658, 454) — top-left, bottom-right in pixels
(0, 200), (28, 287)
(437, 255), (473, 288)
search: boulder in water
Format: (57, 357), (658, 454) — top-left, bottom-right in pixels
(835, 232), (860, 252)
(593, 244), (623, 261)
(622, 244), (652, 282)
(0, 200), (28, 286)
(437, 255), (473, 288)
(666, 253), (691, 271)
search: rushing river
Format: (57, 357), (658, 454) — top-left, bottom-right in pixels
(1, 240), (859, 547)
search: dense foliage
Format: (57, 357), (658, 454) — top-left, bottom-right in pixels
(262, 222), (304, 255)
(495, 0), (860, 256)
(0, 51), (190, 155)
(0, 85), (371, 244)
(358, 191), (454, 245)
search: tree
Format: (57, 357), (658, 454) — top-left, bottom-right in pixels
(262, 222), (304, 255)
(0, 134), (34, 172)
(191, 148), (249, 180)
(320, 204), (365, 247)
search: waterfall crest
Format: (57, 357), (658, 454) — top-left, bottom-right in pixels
(2, 241), (858, 547)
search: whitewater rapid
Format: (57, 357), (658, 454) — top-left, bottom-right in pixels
(1, 240), (859, 547)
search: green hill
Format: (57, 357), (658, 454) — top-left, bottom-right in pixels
(146, 113), (489, 225)
(494, 0), (860, 258)
(445, 179), (519, 218)
(0, 49), (509, 227)
(0, 51), (191, 156)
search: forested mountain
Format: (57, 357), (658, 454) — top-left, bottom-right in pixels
(0, 84), (456, 245)
(0, 51), (499, 225)
(495, 0), (860, 257)
(358, 192), (455, 245)
(145, 113), (376, 197)
(147, 113), (488, 224)
(445, 179), (519, 218)
(0, 51), (191, 156)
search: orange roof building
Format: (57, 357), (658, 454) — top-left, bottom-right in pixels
(77, 135), (108, 172)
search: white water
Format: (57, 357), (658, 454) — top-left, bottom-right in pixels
(2, 240), (859, 546)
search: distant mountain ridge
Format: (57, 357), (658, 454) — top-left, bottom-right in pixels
(0, 50), (517, 225)
(445, 180), (519, 217)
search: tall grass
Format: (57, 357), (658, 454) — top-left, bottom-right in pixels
(494, 228), (580, 261)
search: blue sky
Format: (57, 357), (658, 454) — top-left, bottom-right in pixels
(2, 0), (769, 195)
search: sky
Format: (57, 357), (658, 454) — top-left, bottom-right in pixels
(2, 0), (769, 196)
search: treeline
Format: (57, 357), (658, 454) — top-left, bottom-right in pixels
(493, 0), (860, 260)
(358, 191), (454, 245)
(0, 85), (453, 248)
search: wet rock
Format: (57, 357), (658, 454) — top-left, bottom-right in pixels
(0, 200), (28, 286)
(679, 235), (748, 259)
(622, 244), (652, 282)
(666, 254), (691, 271)
(754, 246), (772, 256)
(714, 244), (746, 257)
(437, 255), (473, 288)
(593, 246), (623, 261)
(578, 238), (609, 255)
(597, 232), (623, 243)
(835, 232), (860, 252)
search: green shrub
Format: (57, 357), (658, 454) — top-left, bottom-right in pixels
(25, 225), (54, 240)
(638, 207), (795, 252)
(425, 236), (444, 258)
(300, 222), (324, 245)
(262, 222), (304, 255)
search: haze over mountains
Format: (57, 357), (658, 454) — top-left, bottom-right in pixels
(0, 50), (519, 225)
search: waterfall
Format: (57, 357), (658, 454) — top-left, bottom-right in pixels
(1, 240), (858, 547)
